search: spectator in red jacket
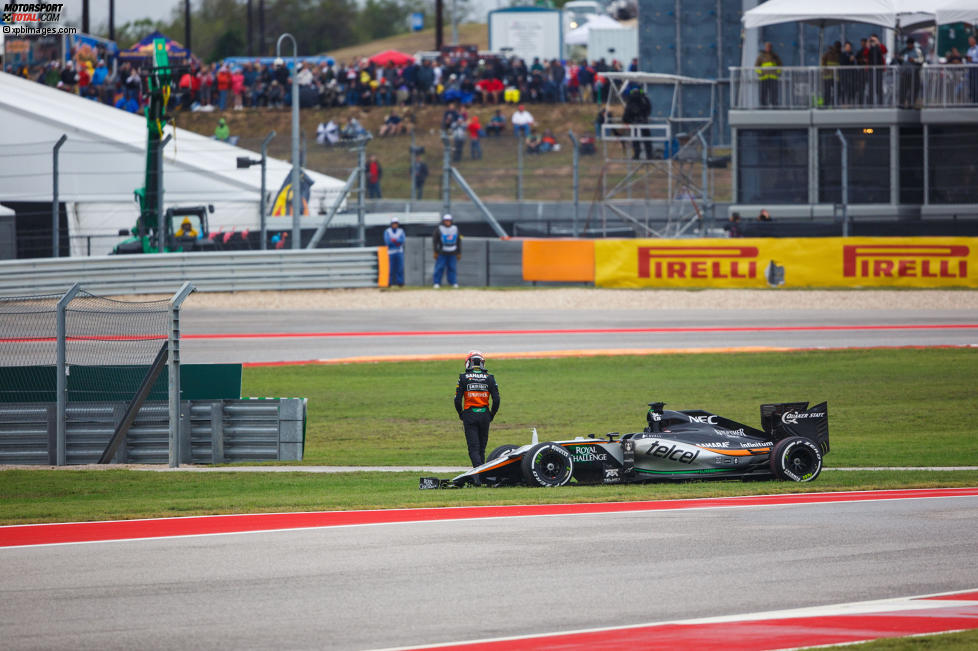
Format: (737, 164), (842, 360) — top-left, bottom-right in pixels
(468, 114), (482, 159)
(366, 154), (383, 198)
(216, 65), (232, 109)
(231, 67), (245, 110)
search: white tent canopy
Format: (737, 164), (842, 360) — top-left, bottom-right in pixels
(934, 0), (978, 25)
(0, 72), (345, 255)
(565, 14), (624, 46)
(743, 0), (978, 30)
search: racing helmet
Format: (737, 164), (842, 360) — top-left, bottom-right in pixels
(465, 350), (486, 371)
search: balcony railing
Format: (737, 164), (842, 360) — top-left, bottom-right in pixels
(730, 65), (978, 110)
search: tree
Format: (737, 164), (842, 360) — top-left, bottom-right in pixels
(94, 0), (439, 62)
(212, 29), (245, 61)
(355, 0), (412, 42)
(113, 19), (163, 48)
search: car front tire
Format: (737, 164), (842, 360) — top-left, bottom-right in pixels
(521, 442), (574, 487)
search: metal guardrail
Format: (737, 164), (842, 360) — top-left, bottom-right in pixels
(730, 65), (978, 110)
(0, 398), (306, 465)
(0, 248), (380, 295)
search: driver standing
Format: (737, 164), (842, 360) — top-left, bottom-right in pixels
(454, 350), (501, 471)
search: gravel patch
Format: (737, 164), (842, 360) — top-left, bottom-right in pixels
(138, 288), (978, 311)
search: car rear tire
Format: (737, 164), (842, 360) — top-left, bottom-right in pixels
(487, 444), (519, 462)
(521, 442), (574, 487)
(770, 436), (822, 482)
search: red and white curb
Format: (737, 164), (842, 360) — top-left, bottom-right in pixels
(2, 487), (976, 549)
(382, 589), (978, 650)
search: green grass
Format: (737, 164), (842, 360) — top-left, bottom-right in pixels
(802, 628), (978, 650)
(1, 348), (976, 525)
(1, 469), (975, 526)
(242, 348), (978, 467)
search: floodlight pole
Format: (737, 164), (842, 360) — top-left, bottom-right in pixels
(52, 134), (67, 258)
(277, 33), (301, 249)
(451, 0), (459, 45)
(410, 129), (417, 205)
(260, 130), (276, 250)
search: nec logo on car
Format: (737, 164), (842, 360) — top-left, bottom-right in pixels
(842, 245), (969, 279)
(638, 246), (759, 280)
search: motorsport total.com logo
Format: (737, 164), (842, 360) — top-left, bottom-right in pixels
(1, 3), (76, 36)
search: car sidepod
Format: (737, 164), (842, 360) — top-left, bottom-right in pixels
(628, 434), (767, 478)
(559, 439), (625, 484)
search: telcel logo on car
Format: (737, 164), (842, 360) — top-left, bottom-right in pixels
(644, 440), (700, 464)
(638, 246), (759, 280)
(843, 244), (969, 279)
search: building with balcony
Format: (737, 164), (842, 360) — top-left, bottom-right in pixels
(634, 0), (977, 235)
(728, 65), (978, 227)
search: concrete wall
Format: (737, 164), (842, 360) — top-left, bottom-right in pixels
(404, 237), (531, 287)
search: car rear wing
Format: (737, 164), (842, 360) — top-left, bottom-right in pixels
(760, 401), (830, 455)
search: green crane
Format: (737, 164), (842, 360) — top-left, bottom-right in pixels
(113, 38), (217, 255)
(117, 37), (175, 254)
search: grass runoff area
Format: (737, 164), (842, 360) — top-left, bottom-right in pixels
(2, 348), (977, 525)
(804, 629), (978, 650)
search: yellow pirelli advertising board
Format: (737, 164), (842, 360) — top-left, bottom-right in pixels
(592, 237), (978, 289)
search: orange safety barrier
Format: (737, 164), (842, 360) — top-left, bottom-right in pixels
(522, 239), (596, 282)
(376, 246), (389, 287)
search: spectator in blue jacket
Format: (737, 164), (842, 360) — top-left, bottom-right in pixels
(383, 217), (406, 287)
(432, 213), (461, 288)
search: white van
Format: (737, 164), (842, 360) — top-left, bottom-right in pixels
(563, 0), (604, 31)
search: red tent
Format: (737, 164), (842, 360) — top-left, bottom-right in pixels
(368, 50), (415, 66)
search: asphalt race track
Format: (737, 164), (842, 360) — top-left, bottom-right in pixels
(180, 308), (978, 363)
(3, 493), (978, 650)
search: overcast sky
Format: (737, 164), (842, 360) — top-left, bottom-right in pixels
(62, 1), (182, 29)
(62, 0), (505, 33)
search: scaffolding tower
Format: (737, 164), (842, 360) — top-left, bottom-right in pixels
(590, 72), (720, 238)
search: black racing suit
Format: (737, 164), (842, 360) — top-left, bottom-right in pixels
(454, 369), (500, 468)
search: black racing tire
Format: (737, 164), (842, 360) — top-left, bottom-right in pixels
(487, 444), (519, 462)
(521, 442), (574, 487)
(770, 437), (823, 482)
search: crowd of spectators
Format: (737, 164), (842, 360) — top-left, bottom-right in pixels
(5, 58), (152, 113)
(758, 33), (978, 108)
(5, 52), (632, 115)
(226, 54), (631, 109)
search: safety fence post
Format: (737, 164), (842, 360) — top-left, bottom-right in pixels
(441, 132), (452, 217)
(357, 139), (366, 247)
(835, 129), (849, 237)
(568, 130), (580, 236)
(516, 134), (524, 202)
(260, 130), (276, 249)
(168, 282), (195, 467)
(55, 283), (81, 466)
